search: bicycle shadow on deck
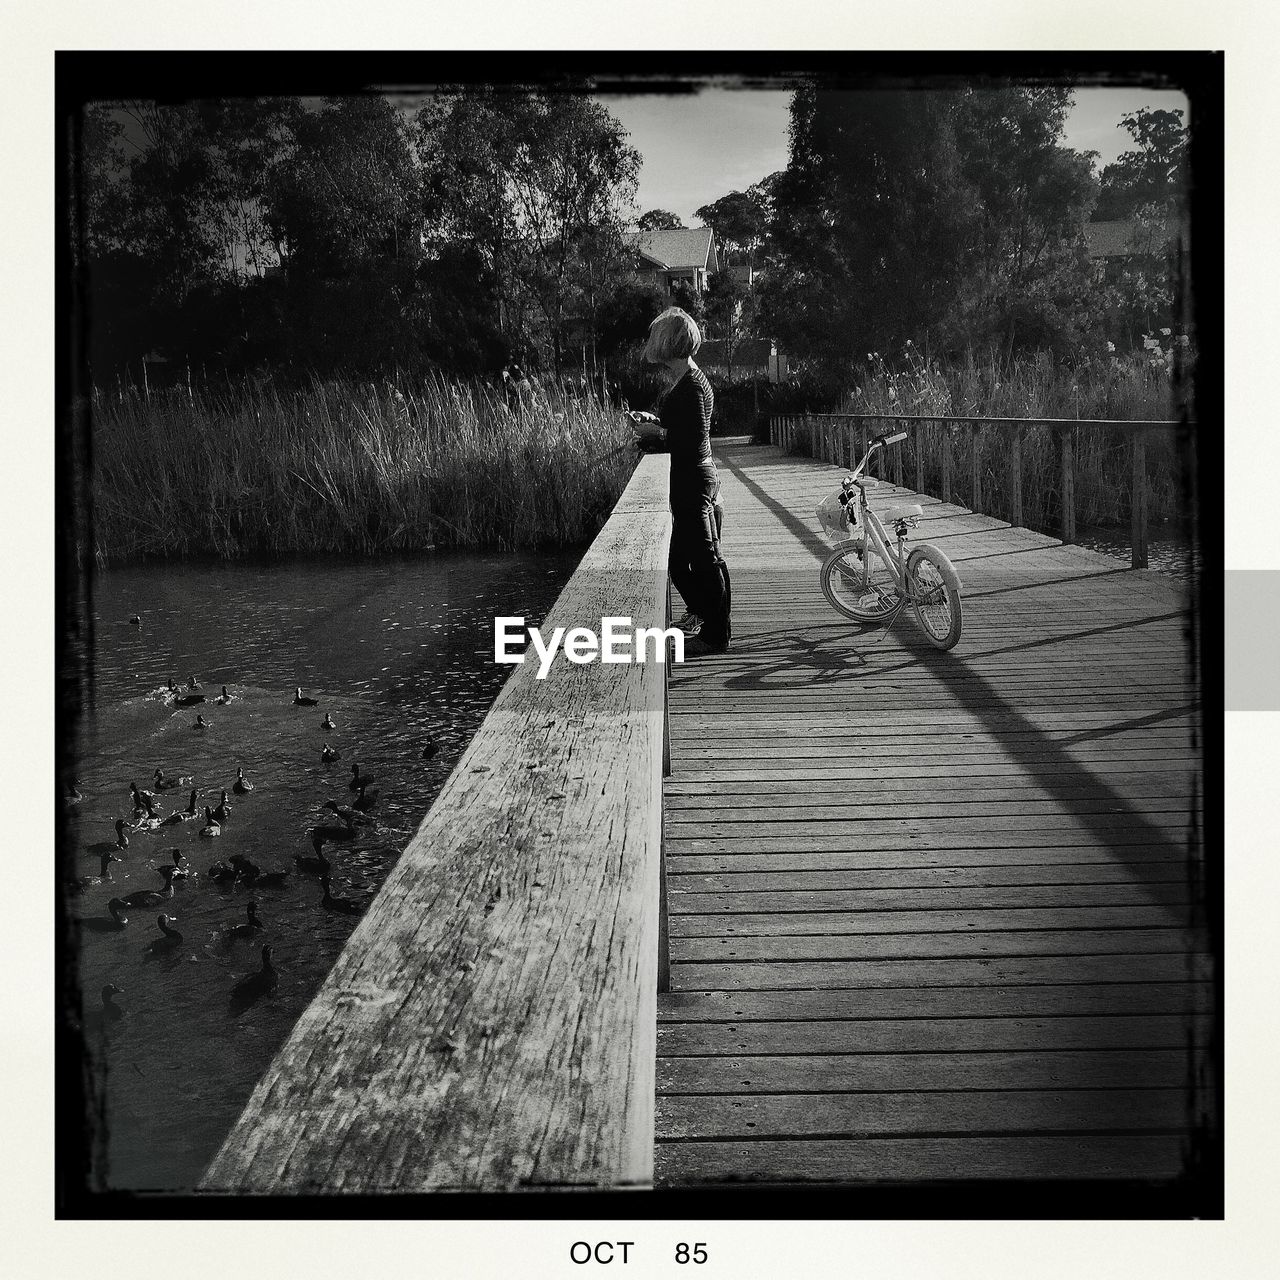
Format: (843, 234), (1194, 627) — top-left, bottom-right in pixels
(711, 447), (1203, 905)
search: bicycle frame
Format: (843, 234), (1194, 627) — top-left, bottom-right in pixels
(838, 432), (918, 599)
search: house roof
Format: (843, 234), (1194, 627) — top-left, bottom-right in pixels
(1085, 219), (1182, 259)
(626, 226), (717, 272)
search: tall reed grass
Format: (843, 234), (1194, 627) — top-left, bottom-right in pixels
(827, 346), (1194, 531)
(88, 375), (639, 566)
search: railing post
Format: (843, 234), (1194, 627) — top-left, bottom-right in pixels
(970, 421), (981, 513)
(1131, 429), (1149, 569)
(941, 425), (952, 505)
(1012, 425), (1024, 528)
(1061, 427), (1076, 544)
(916, 421), (925, 495)
(894, 420), (905, 488)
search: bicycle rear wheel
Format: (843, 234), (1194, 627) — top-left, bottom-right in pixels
(906, 544), (963, 649)
(821, 539), (904, 625)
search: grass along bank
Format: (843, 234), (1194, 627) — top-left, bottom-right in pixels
(89, 376), (639, 566)
(835, 345), (1194, 533)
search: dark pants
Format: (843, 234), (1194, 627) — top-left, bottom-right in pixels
(670, 472), (732, 647)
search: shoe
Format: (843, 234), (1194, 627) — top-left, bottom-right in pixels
(682, 634), (730, 658)
(673, 611), (702, 636)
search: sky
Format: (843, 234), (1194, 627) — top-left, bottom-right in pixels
(597, 85), (1190, 227)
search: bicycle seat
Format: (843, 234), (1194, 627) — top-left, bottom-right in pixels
(882, 503), (923, 522)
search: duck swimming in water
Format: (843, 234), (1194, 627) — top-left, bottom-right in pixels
(212, 790), (232, 823)
(146, 914), (184, 956)
(68, 852), (119, 895)
(322, 712), (336, 731)
(215, 685), (235, 704)
(321, 798), (362, 825)
(87, 818), (130, 856)
(230, 944), (279, 1009)
(353, 782), (379, 813)
(130, 780), (159, 811)
(200, 807), (222, 838)
(207, 859), (237, 884)
(174, 692), (205, 707)
(321, 742), (340, 763)
(421, 737), (439, 760)
(232, 766), (254, 795)
(319, 874), (365, 916)
(294, 687), (319, 706)
(98, 983), (125, 1022)
(193, 714), (210, 732)
(120, 864), (178, 909)
(160, 788), (201, 826)
(293, 845), (330, 876)
(167, 848), (193, 880)
(244, 861), (290, 889)
(153, 768), (194, 792)
(65, 778), (84, 804)
(80, 898), (130, 933)
(226, 900), (263, 940)
(187, 675), (201, 690)
(348, 763), (374, 792)
(310, 820), (357, 854)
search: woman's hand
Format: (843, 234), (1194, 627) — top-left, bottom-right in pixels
(628, 410), (663, 443)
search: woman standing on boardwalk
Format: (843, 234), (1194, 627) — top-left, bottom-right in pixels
(630, 307), (731, 655)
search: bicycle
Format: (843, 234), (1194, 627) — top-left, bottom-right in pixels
(818, 430), (963, 650)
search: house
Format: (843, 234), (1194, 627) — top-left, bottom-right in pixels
(1085, 218), (1186, 281)
(626, 226), (720, 297)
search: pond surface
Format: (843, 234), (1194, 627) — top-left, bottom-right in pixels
(65, 548), (579, 1194)
(1075, 521), (1202, 586)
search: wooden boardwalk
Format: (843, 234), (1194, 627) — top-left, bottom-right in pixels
(656, 439), (1210, 1188)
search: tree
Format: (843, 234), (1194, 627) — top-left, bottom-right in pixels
(416, 91), (639, 375)
(1094, 108), (1188, 221)
(704, 269), (755, 383)
(638, 209), (684, 230)
(695, 185), (771, 270)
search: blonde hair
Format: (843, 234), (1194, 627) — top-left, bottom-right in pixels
(643, 307), (702, 362)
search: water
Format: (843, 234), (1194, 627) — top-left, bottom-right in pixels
(1075, 522), (1201, 586)
(65, 548), (580, 1193)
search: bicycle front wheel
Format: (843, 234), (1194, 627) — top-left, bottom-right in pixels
(821, 539), (904, 625)
(906, 543), (963, 650)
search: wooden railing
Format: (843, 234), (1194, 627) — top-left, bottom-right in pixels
(200, 454), (673, 1193)
(769, 413), (1187, 570)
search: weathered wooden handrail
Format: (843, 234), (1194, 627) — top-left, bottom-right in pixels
(770, 412), (1187, 569)
(200, 454), (673, 1193)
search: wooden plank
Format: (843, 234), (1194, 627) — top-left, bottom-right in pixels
(671, 953), (1211, 990)
(654, 1135), (1189, 1184)
(658, 984), (1214, 1021)
(657, 1089), (1194, 1139)
(201, 454), (673, 1193)
(667, 847), (1193, 873)
(669, 866), (1194, 893)
(658, 1014), (1214, 1056)
(657, 1049), (1196, 1094)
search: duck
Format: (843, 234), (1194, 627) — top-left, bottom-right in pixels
(293, 846), (331, 876)
(310, 820), (357, 853)
(167, 849), (193, 880)
(421, 737), (439, 760)
(353, 782), (379, 813)
(187, 675), (201, 690)
(319, 874), (365, 916)
(159, 788), (201, 825)
(65, 778), (84, 804)
(68, 851), (120, 895)
(129, 615), (141, 625)
(212, 791), (232, 823)
(215, 685), (235, 704)
(207, 859), (238, 884)
(230, 944), (278, 1009)
(87, 818), (130, 856)
(145, 913), (184, 955)
(119, 864), (178, 909)
(98, 983), (125, 1023)
(293, 687), (318, 706)
(174, 692), (205, 707)
(321, 742), (341, 763)
(153, 767), (194, 792)
(232, 766), (254, 795)
(192, 714), (210, 732)
(199, 807), (222, 838)
(130, 780), (159, 812)
(244, 862), (290, 889)
(79, 898), (130, 933)
(321, 712), (336, 731)
(347, 763), (374, 792)
(226, 901), (264, 940)
(321, 798), (362, 825)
